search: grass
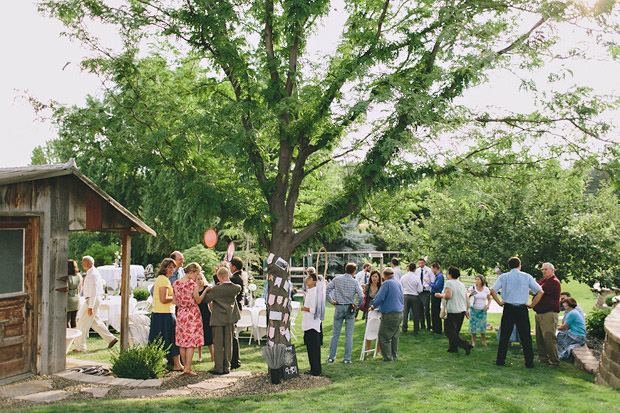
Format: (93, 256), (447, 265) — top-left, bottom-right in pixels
(30, 279), (619, 412)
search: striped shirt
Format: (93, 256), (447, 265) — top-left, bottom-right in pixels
(326, 274), (365, 306)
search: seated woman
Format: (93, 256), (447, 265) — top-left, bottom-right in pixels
(556, 297), (586, 361)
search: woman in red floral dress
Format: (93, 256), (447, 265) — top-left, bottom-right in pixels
(173, 262), (208, 376)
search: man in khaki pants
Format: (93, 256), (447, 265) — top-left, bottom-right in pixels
(532, 262), (561, 366)
(202, 267), (241, 375)
(74, 256), (118, 351)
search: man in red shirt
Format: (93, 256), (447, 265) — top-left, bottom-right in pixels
(532, 262), (562, 366)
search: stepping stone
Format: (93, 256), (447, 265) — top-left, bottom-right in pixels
(227, 370), (252, 378)
(137, 379), (163, 388)
(119, 389), (164, 398)
(77, 374), (108, 384)
(108, 378), (135, 386)
(161, 389), (191, 397)
(81, 387), (110, 398)
(56, 371), (84, 382)
(187, 380), (232, 391)
(0, 380), (53, 398)
(126, 380), (145, 387)
(15, 390), (70, 403)
(207, 376), (239, 383)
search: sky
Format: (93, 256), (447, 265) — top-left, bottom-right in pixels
(1, 1), (619, 168)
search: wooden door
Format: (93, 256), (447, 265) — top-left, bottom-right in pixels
(0, 217), (38, 380)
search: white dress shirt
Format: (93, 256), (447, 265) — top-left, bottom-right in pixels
(401, 271), (423, 295)
(355, 270), (369, 286)
(414, 266), (435, 292)
(83, 266), (104, 309)
(302, 286), (321, 333)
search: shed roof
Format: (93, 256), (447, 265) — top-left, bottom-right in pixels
(0, 159), (156, 236)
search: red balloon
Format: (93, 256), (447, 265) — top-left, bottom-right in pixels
(204, 229), (218, 248)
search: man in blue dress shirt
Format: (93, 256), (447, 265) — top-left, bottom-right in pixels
(370, 268), (404, 361)
(491, 257), (544, 368)
(428, 262), (445, 334)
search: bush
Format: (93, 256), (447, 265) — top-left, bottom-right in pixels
(586, 308), (612, 339)
(82, 242), (121, 267)
(110, 339), (168, 379)
(604, 294), (616, 307)
(182, 244), (221, 281)
(133, 287), (150, 302)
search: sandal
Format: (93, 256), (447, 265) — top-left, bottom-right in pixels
(183, 371), (197, 377)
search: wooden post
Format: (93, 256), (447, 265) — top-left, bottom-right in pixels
(120, 230), (132, 349)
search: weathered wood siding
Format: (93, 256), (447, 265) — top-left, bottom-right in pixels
(0, 177), (68, 375)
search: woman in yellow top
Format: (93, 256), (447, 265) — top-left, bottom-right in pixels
(148, 258), (183, 371)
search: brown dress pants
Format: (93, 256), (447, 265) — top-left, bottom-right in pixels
(212, 324), (234, 373)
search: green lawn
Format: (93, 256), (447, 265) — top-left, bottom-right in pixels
(34, 279), (619, 412)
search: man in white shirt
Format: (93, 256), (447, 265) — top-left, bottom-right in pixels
(74, 255), (118, 351)
(355, 263), (372, 286)
(401, 263), (423, 335)
(391, 258), (404, 282)
(415, 258), (435, 331)
(302, 272), (324, 376)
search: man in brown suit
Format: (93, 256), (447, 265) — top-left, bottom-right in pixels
(202, 267), (242, 375)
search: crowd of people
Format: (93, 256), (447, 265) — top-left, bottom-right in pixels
(314, 256), (587, 372)
(68, 253), (588, 378)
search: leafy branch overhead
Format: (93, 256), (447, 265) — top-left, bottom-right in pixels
(38, 0), (620, 258)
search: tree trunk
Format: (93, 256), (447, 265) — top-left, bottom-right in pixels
(265, 235), (294, 345)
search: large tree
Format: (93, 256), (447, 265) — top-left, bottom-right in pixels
(39, 0), (620, 343)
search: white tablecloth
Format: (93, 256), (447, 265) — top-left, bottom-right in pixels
(100, 296), (137, 332)
(97, 265), (143, 291)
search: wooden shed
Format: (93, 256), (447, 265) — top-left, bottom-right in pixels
(0, 159), (155, 383)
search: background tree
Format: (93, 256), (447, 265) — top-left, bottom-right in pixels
(38, 0), (620, 343)
(365, 163), (620, 287)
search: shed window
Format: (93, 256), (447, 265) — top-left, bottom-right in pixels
(0, 229), (24, 295)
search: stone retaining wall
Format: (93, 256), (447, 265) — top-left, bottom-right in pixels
(596, 304), (620, 387)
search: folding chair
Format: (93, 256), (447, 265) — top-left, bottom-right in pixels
(133, 300), (152, 316)
(236, 308), (254, 343)
(360, 310), (382, 360)
(128, 314), (150, 345)
(256, 309), (268, 344)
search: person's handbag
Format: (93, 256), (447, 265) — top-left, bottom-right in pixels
(358, 290), (370, 312)
(440, 298), (448, 319)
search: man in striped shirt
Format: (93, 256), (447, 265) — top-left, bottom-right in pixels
(326, 263), (365, 364)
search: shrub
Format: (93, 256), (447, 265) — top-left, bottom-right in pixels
(182, 244), (220, 281)
(604, 294), (616, 307)
(82, 242), (120, 267)
(586, 308), (612, 339)
(133, 287), (150, 302)
(110, 338), (168, 379)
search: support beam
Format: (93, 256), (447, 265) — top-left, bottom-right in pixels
(120, 230), (132, 349)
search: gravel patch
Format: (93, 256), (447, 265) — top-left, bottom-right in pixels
(1, 370), (331, 410)
(586, 335), (603, 360)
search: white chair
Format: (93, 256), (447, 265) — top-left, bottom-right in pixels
(289, 301), (301, 341)
(128, 314), (150, 345)
(134, 300), (152, 315)
(360, 310), (382, 360)
(99, 303), (110, 329)
(237, 308), (254, 343)
(256, 309), (268, 344)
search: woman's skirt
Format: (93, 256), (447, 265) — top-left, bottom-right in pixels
(468, 307), (488, 334)
(149, 312), (180, 358)
(557, 330), (586, 361)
